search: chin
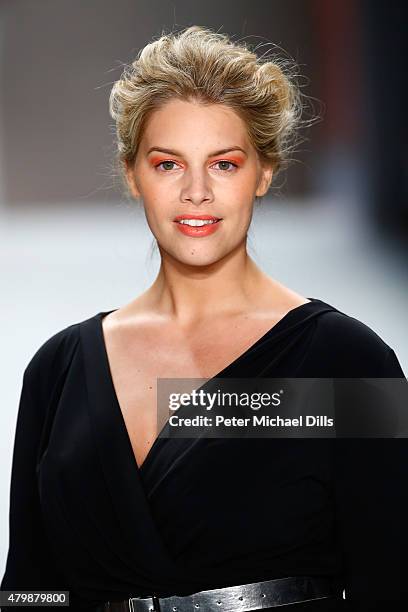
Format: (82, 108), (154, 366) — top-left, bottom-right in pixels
(182, 254), (222, 267)
(169, 248), (225, 268)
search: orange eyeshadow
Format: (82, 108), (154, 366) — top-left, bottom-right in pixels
(148, 155), (244, 166)
(214, 156), (244, 166)
(149, 156), (181, 166)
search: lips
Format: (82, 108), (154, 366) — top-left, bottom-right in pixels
(173, 214), (222, 222)
(173, 214), (223, 237)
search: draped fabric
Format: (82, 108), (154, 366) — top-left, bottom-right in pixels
(1, 298), (407, 611)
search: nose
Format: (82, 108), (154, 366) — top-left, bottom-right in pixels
(180, 166), (214, 205)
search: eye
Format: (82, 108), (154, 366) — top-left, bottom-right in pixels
(212, 160), (238, 172)
(154, 159), (239, 172)
(155, 160), (180, 171)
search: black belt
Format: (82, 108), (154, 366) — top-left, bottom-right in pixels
(102, 575), (342, 611)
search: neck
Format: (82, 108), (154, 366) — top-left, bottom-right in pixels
(143, 243), (271, 324)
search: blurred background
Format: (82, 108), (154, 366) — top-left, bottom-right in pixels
(0, 0), (407, 574)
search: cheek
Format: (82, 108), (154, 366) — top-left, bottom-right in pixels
(139, 184), (169, 217)
(222, 202), (254, 236)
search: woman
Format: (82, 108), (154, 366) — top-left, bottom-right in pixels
(1, 26), (407, 612)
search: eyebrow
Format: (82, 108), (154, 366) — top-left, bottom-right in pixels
(146, 146), (248, 157)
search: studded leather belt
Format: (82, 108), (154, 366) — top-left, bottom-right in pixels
(101, 575), (342, 611)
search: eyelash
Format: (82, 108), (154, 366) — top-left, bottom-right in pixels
(154, 160), (239, 173)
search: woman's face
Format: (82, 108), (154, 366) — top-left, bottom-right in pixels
(125, 98), (273, 266)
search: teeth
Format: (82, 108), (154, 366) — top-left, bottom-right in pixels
(178, 219), (218, 226)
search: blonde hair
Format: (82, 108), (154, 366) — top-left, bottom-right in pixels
(109, 25), (317, 197)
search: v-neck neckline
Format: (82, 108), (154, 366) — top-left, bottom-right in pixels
(93, 297), (323, 473)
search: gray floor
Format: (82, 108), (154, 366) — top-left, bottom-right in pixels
(0, 197), (407, 574)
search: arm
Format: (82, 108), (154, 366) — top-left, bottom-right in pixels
(1, 361), (70, 608)
(332, 348), (408, 610)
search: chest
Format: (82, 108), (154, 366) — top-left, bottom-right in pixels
(102, 317), (281, 470)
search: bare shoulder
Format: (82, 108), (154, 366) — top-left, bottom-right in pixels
(102, 281), (309, 331)
(255, 276), (311, 320)
(100, 288), (310, 385)
(102, 295), (165, 340)
(99, 282), (312, 380)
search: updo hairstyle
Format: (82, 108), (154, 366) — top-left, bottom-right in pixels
(109, 25), (317, 198)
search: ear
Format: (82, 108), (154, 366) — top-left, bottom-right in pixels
(255, 163), (274, 197)
(124, 160), (141, 199)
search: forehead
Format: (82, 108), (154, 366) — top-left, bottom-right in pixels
(140, 99), (250, 149)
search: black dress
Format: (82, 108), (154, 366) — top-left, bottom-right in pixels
(1, 297), (407, 612)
